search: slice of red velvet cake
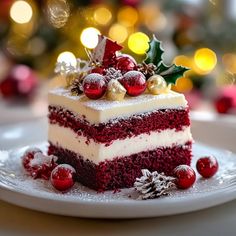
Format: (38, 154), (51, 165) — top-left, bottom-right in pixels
(48, 88), (192, 191)
(48, 34), (192, 191)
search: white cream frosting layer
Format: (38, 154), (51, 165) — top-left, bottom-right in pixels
(48, 87), (188, 124)
(48, 124), (192, 164)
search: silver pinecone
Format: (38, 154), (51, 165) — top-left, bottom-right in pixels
(134, 169), (176, 200)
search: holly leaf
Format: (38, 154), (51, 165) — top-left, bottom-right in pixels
(144, 35), (164, 66)
(156, 62), (169, 73)
(143, 35), (189, 84)
(159, 65), (189, 84)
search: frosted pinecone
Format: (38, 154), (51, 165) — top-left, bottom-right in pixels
(70, 76), (84, 95)
(137, 62), (157, 78)
(134, 169), (176, 200)
(104, 67), (123, 83)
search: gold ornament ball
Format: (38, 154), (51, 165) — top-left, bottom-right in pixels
(147, 75), (168, 95)
(106, 79), (126, 101)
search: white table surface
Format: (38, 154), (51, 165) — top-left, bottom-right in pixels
(1, 115), (236, 236)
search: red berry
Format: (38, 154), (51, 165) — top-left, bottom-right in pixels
(83, 73), (107, 99)
(120, 71), (146, 96)
(90, 67), (105, 75)
(196, 156), (219, 178)
(50, 164), (76, 191)
(214, 96), (233, 114)
(174, 165), (196, 189)
(22, 147), (42, 169)
(116, 56), (136, 73)
(22, 148), (58, 180)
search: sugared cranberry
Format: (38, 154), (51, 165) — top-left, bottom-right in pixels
(90, 67), (105, 75)
(174, 165), (196, 189)
(116, 56), (137, 73)
(214, 96), (233, 114)
(22, 148), (58, 180)
(83, 73), (107, 99)
(196, 156), (219, 178)
(120, 71), (146, 96)
(22, 147), (42, 169)
(50, 164), (76, 191)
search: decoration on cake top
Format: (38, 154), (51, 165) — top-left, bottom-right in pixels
(143, 35), (188, 84)
(55, 59), (90, 88)
(54, 34), (189, 101)
(107, 79), (126, 101)
(89, 35), (123, 67)
(104, 68), (123, 82)
(147, 75), (171, 95)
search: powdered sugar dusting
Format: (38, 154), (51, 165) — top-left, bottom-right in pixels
(83, 73), (105, 84)
(30, 153), (58, 166)
(49, 87), (188, 124)
(49, 87), (187, 111)
(123, 70), (145, 80)
(1, 142), (236, 204)
(24, 147), (42, 155)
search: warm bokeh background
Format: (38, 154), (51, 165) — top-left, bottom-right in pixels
(0, 0), (236, 116)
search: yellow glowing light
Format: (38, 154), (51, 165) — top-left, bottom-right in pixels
(109, 24), (128, 43)
(194, 48), (217, 73)
(128, 32), (149, 55)
(57, 51), (77, 67)
(80, 27), (100, 49)
(10, 0), (33, 24)
(175, 77), (193, 93)
(174, 55), (192, 68)
(118, 6), (138, 27)
(173, 55), (195, 77)
(94, 7), (112, 25)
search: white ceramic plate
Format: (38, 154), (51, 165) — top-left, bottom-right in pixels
(1, 141), (236, 219)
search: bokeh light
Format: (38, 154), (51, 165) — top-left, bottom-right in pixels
(47, 0), (70, 28)
(10, 0), (33, 24)
(139, 3), (166, 32)
(194, 48), (217, 74)
(117, 6), (138, 27)
(109, 24), (128, 43)
(57, 51), (77, 67)
(175, 77), (193, 93)
(128, 32), (149, 55)
(94, 7), (112, 25)
(222, 53), (236, 73)
(174, 55), (192, 68)
(80, 27), (100, 49)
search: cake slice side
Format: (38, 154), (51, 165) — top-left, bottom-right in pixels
(48, 87), (193, 191)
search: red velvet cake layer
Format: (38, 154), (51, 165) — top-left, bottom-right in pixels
(48, 106), (190, 145)
(48, 142), (192, 191)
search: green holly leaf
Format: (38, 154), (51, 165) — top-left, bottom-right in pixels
(159, 65), (189, 84)
(144, 35), (164, 66)
(143, 35), (189, 84)
(156, 62), (169, 73)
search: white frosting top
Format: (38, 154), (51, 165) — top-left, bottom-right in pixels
(48, 87), (188, 124)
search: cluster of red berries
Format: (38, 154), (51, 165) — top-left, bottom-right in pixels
(84, 55), (147, 99)
(174, 156), (219, 189)
(22, 148), (76, 192)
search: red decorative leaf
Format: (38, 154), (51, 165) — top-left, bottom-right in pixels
(92, 35), (123, 67)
